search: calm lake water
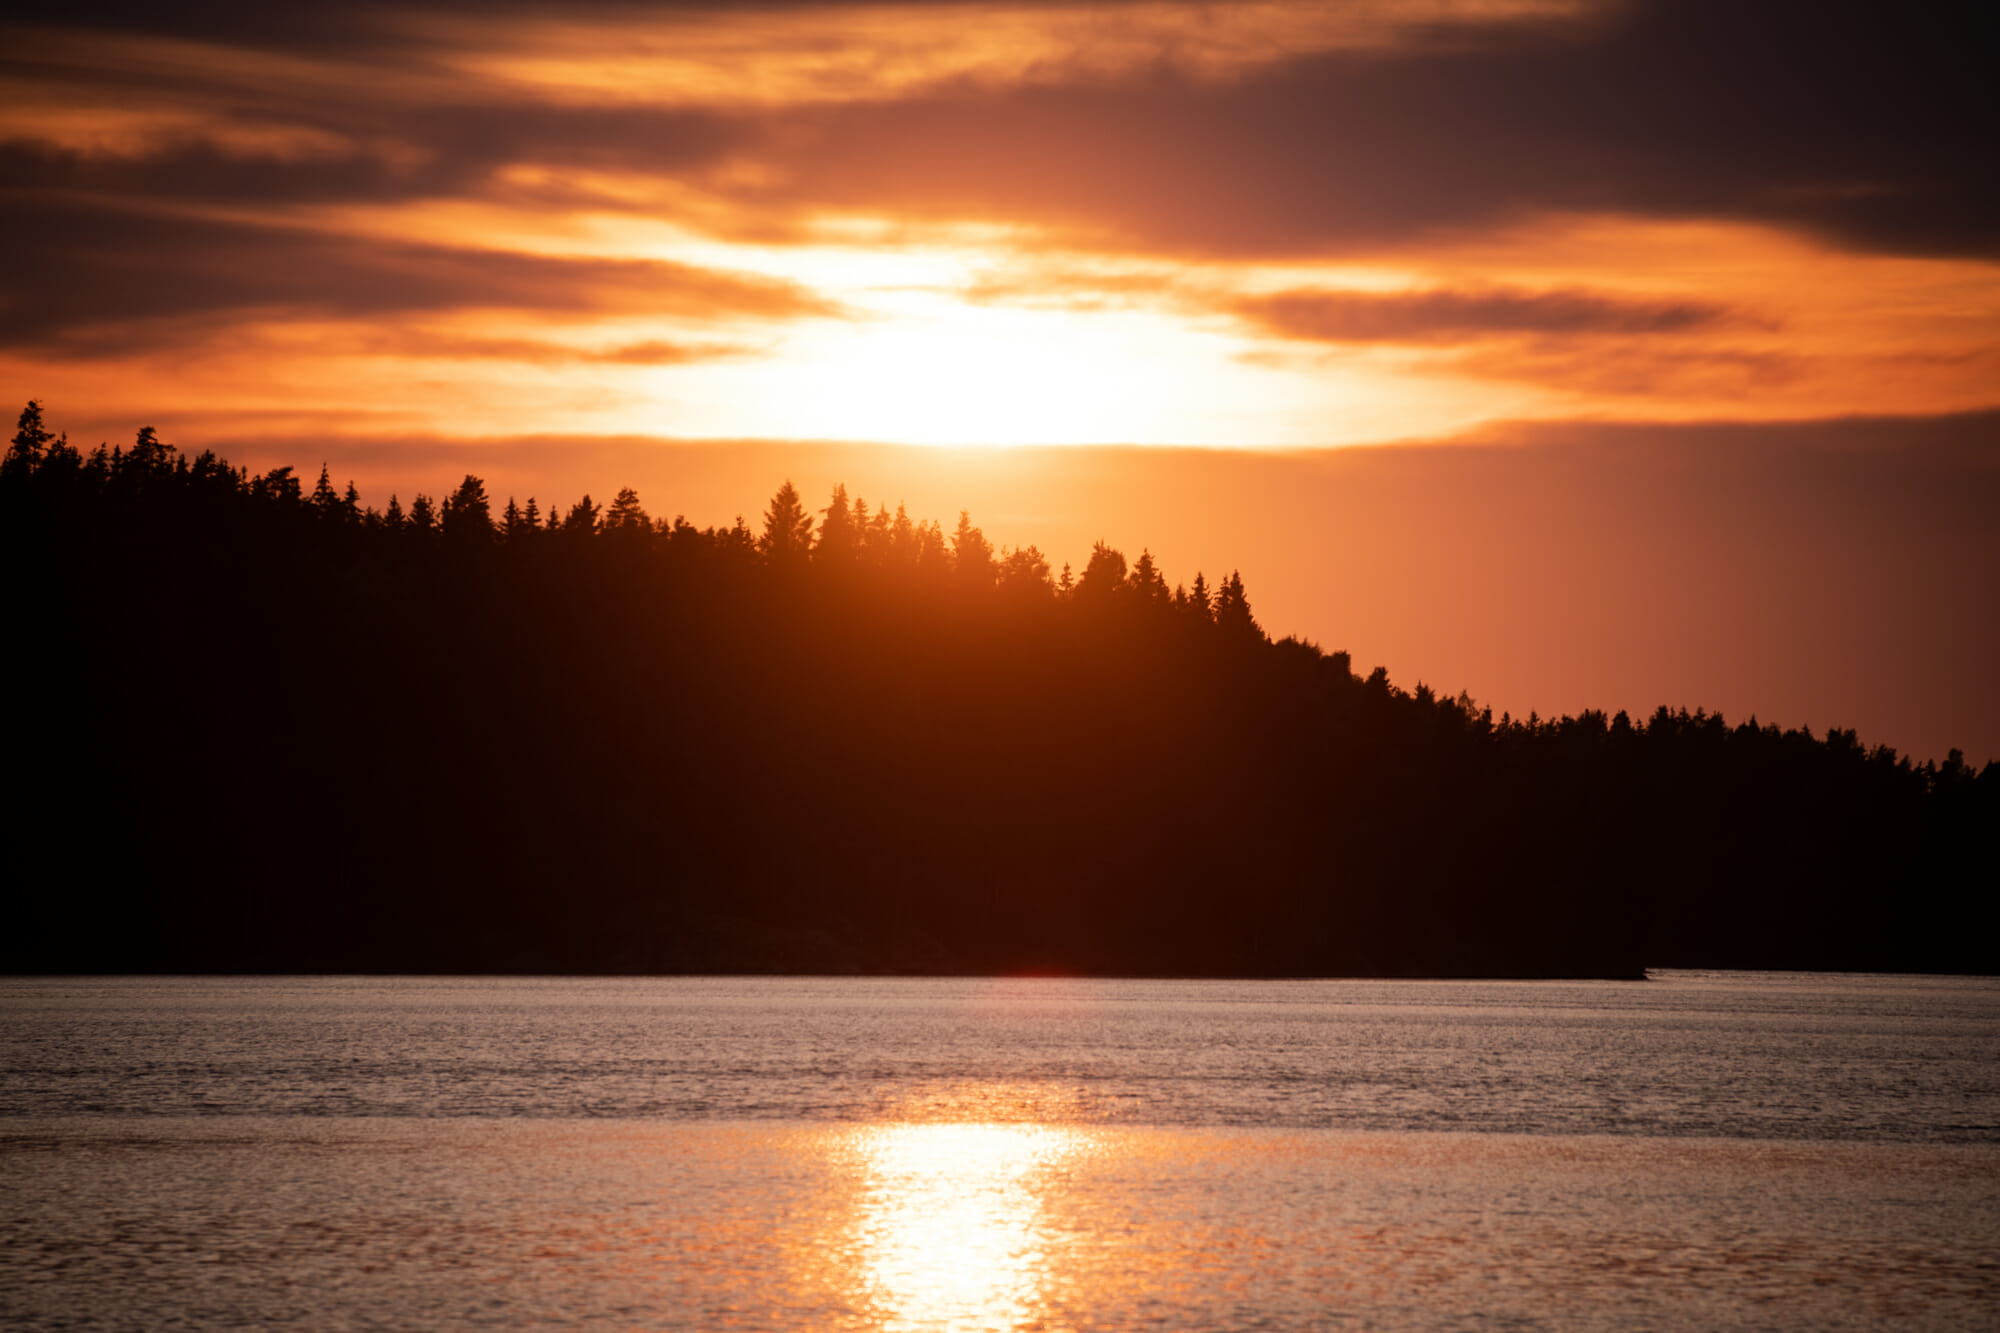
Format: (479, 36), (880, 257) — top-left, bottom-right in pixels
(4, 972), (1997, 1329)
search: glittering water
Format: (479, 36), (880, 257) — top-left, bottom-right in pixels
(4, 973), (1997, 1329)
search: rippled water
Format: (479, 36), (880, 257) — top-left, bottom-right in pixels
(4, 972), (1998, 1329)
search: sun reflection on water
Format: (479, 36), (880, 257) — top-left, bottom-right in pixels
(838, 1123), (1086, 1333)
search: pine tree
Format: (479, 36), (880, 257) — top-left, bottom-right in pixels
(888, 503), (916, 565)
(563, 494), (600, 536)
(1214, 570), (1260, 640)
(950, 510), (994, 586)
(4, 400), (54, 478)
(760, 481), (813, 562)
(311, 464), (341, 517)
(254, 465), (302, 505)
(817, 484), (856, 561)
(127, 426), (173, 475)
(605, 486), (649, 534)
(1131, 549), (1166, 602)
(868, 503), (893, 559)
(1078, 541), (1127, 599)
(441, 474), (494, 543)
(850, 496), (872, 557)
(997, 545), (1052, 593)
(914, 519), (948, 572)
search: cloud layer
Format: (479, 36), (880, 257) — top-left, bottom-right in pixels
(1233, 287), (1736, 343)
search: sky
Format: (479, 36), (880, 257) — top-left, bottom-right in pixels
(4, 0), (1997, 760)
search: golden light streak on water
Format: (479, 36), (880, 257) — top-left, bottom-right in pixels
(836, 1123), (1090, 1332)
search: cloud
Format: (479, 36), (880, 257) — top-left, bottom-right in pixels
(1, 1), (1591, 74)
(1447, 341), (1803, 399)
(958, 264), (1182, 311)
(312, 330), (764, 366)
(1233, 286), (1737, 343)
(1222, 285), (1796, 398)
(0, 196), (842, 350)
(0, 106), (744, 209)
(5, 1), (1992, 263)
(747, 0), (1999, 260)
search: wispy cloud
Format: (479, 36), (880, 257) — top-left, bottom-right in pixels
(1233, 286), (1741, 343)
(1, 196), (842, 351)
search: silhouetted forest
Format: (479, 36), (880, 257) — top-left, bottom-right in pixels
(4, 402), (1993, 977)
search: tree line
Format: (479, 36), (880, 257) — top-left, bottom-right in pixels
(3, 402), (1993, 977)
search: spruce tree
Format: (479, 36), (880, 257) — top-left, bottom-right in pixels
(4, 400), (53, 477)
(759, 481), (813, 562)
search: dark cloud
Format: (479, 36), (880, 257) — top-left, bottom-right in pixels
(0, 0), (1991, 329)
(336, 332), (760, 366)
(0, 107), (743, 210)
(0, 0), (931, 54)
(0, 196), (840, 350)
(0, 141), (454, 209)
(758, 0), (1998, 259)
(1447, 342), (1803, 398)
(1235, 287), (1736, 343)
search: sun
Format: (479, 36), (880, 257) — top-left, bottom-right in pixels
(767, 290), (1239, 447)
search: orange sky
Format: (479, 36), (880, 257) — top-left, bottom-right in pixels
(4, 0), (1996, 759)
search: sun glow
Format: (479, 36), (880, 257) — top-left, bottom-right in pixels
(764, 302), (1230, 447)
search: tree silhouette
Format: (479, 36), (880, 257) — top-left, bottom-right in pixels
(605, 486), (649, 535)
(563, 494), (600, 537)
(1187, 572), (1212, 621)
(817, 484), (857, 562)
(1078, 541), (1127, 599)
(951, 510), (995, 587)
(997, 545), (1053, 594)
(761, 481), (813, 562)
(1214, 570), (1259, 639)
(441, 474), (493, 543)
(4, 400), (53, 477)
(126, 426), (172, 476)
(311, 464), (342, 518)
(2, 397), (1992, 980)
(1131, 549), (1167, 603)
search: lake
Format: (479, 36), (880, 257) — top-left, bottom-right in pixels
(4, 972), (1997, 1329)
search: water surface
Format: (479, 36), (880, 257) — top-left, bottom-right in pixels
(4, 972), (1997, 1329)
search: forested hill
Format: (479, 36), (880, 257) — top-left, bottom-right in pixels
(3, 403), (1994, 978)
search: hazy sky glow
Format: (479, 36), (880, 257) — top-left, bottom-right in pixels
(4, 0), (1996, 758)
